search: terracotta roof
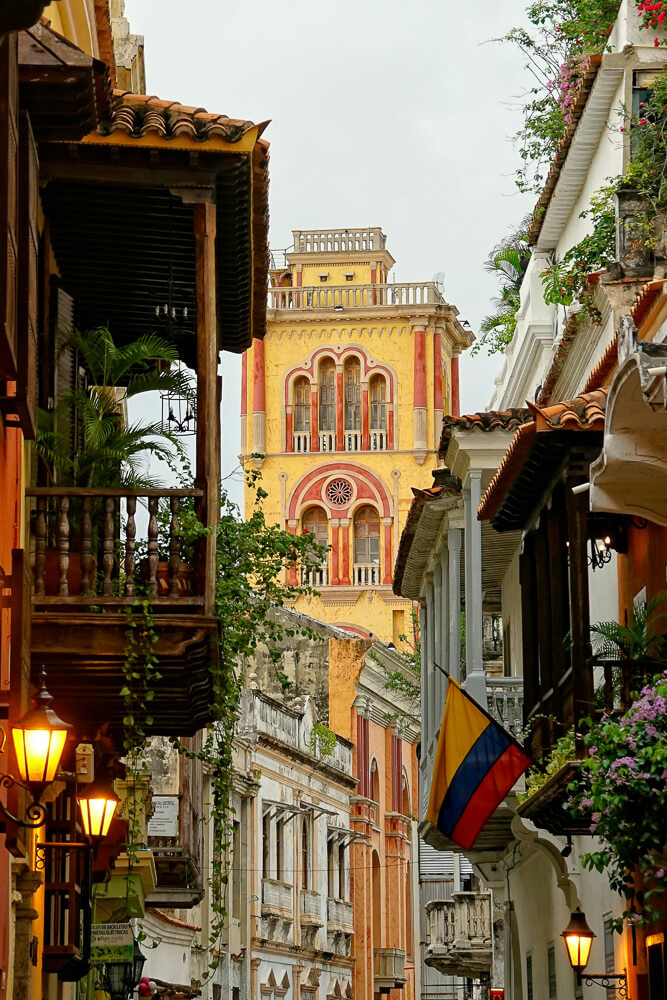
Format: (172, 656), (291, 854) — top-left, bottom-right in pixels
(98, 90), (265, 144)
(478, 388), (608, 522)
(630, 277), (667, 329)
(583, 335), (618, 393)
(393, 480), (461, 598)
(439, 408), (531, 456)
(527, 55), (602, 247)
(149, 908), (202, 932)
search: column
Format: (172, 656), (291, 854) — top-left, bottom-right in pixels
(335, 363), (344, 451)
(330, 518), (340, 585)
(194, 200), (219, 616)
(437, 546), (449, 712)
(424, 576), (436, 748)
(240, 350), (248, 455)
(340, 517), (350, 585)
(285, 403), (293, 452)
(252, 334), (266, 462)
(451, 355), (460, 416)
(412, 324), (427, 463)
(448, 528), (462, 683)
(382, 517), (393, 585)
(362, 379), (369, 450)
(463, 470), (485, 704)
(566, 484), (594, 751)
(433, 331), (443, 450)
(287, 519), (299, 586)
(419, 600), (429, 817)
(310, 383), (319, 451)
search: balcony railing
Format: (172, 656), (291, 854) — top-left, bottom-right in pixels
(300, 889), (323, 922)
(293, 431), (311, 453)
(269, 281), (444, 311)
(328, 898), (354, 932)
(353, 562), (381, 587)
(374, 948), (407, 990)
(292, 228), (386, 254)
(262, 878), (293, 915)
(314, 735), (353, 775)
(319, 431), (336, 452)
(369, 429), (387, 451)
(486, 677), (524, 741)
(302, 564), (329, 588)
(424, 892), (493, 979)
(27, 487), (205, 607)
(344, 430), (362, 452)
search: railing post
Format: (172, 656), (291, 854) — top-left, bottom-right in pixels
(80, 495), (93, 598)
(147, 496), (158, 600)
(124, 495), (136, 597)
(168, 496), (180, 598)
(102, 497), (115, 597)
(34, 494), (46, 596)
(57, 495), (70, 597)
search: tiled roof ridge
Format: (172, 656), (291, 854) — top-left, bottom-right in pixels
(478, 387), (608, 521)
(439, 407), (532, 455)
(393, 482), (462, 596)
(527, 54), (602, 247)
(149, 908), (202, 932)
(583, 335), (618, 393)
(99, 90), (265, 143)
(630, 277), (667, 329)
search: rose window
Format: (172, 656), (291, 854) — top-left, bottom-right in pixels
(326, 479), (353, 507)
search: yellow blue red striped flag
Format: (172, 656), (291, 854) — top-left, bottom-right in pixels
(426, 677), (531, 850)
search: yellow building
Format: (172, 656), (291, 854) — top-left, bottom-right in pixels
(242, 227), (473, 643)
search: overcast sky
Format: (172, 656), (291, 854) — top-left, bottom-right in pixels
(125, 0), (534, 504)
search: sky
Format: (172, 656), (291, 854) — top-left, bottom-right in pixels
(125, 0), (535, 504)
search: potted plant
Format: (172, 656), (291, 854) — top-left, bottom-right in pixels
(32, 326), (193, 596)
(590, 594), (667, 711)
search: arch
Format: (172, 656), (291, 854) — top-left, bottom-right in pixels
(318, 357), (336, 432)
(287, 463), (392, 521)
(344, 356), (361, 431)
(293, 375), (311, 433)
(372, 849), (381, 944)
(369, 372), (387, 429)
(283, 344), (398, 405)
(401, 767), (411, 817)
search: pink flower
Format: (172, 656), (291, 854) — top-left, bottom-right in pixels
(638, 117), (648, 125)
(655, 37), (660, 45)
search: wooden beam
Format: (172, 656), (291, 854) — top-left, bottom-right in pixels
(565, 479), (594, 755)
(193, 200), (219, 616)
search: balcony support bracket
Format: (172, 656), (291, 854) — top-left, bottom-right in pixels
(510, 813), (581, 909)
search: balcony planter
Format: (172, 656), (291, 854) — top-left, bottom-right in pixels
(615, 189), (667, 278)
(516, 761), (589, 836)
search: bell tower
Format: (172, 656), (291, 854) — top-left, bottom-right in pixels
(241, 227), (472, 643)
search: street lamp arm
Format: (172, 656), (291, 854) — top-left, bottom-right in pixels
(582, 973), (628, 998)
(0, 773), (48, 829)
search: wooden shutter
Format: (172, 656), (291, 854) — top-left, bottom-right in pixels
(5, 548), (32, 857)
(0, 33), (19, 378)
(52, 283), (76, 461)
(14, 111), (39, 439)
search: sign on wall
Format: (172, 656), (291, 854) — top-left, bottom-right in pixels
(147, 795), (179, 838)
(90, 923), (134, 964)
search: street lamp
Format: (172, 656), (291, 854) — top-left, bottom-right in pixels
(0, 669), (72, 829)
(102, 939), (147, 1000)
(562, 909), (628, 997)
(77, 780), (120, 839)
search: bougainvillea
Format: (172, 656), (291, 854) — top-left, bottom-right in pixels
(569, 672), (667, 925)
(636, 0), (667, 44)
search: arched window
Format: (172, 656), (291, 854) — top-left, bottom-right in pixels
(344, 357), (361, 431)
(302, 507), (328, 585)
(372, 850), (381, 944)
(369, 374), (387, 429)
(301, 815), (311, 890)
(369, 758), (380, 804)
(401, 771), (410, 817)
(293, 376), (310, 433)
(354, 506), (380, 585)
(302, 507), (328, 545)
(319, 359), (336, 433)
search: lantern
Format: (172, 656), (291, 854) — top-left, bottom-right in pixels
(562, 908), (596, 974)
(77, 780), (119, 839)
(11, 670), (71, 788)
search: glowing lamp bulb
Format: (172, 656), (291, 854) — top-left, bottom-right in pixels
(11, 670), (71, 788)
(77, 781), (120, 839)
(562, 909), (596, 973)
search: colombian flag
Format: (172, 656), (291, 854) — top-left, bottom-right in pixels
(426, 678), (531, 851)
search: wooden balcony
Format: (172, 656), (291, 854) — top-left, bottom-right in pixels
(26, 487), (219, 738)
(424, 892), (493, 979)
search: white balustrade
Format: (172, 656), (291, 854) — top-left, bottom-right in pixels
(319, 431), (335, 452)
(344, 431), (361, 452)
(268, 282), (444, 311)
(301, 890), (323, 920)
(302, 564), (329, 588)
(369, 429), (387, 451)
(353, 563), (381, 587)
(293, 431), (311, 453)
(262, 878), (293, 913)
(424, 892), (493, 978)
(292, 228), (386, 254)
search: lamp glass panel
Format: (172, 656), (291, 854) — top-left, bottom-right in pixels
(565, 933), (593, 971)
(78, 795), (118, 838)
(12, 727), (67, 784)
